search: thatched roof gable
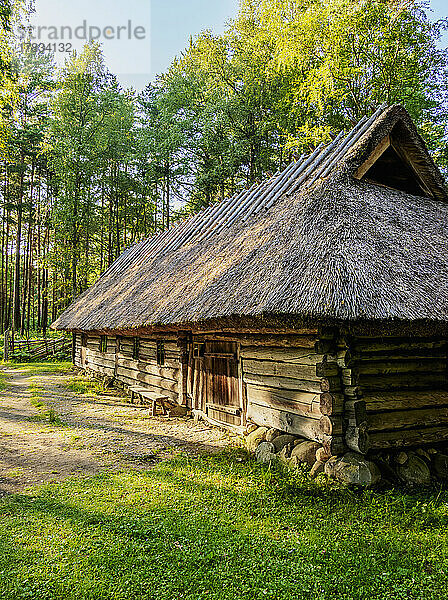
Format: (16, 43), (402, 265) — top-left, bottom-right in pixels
(52, 105), (448, 332)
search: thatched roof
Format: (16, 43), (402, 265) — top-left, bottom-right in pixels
(52, 105), (448, 332)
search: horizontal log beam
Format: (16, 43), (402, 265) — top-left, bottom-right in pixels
(368, 406), (448, 432)
(243, 359), (321, 381)
(240, 347), (323, 364)
(247, 388), (321, 419)
(244, 373), (323, 393)
(116, 366), (178, 393)
(118, 358), (179, 382)
(361, 391), (448, 412)
(369, 426), (448, 449)
(247, 402), (341, 441)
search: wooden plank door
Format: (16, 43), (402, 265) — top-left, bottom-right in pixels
(187, 340), (243, 427)
(204, 341), (242, 427)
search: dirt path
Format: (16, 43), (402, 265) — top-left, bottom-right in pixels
(0, 366), (237, 495)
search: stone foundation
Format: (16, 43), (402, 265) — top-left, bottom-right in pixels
(244, 425), (448, 487)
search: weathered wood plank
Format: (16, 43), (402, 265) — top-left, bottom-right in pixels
(369, 426), (448, 449)
(206, 403), (241, 416)
(198, 335), (317, 348)
(118, 358), (179, 382)
(369, 406), (448, 432)
(247, 403), (324, 440)
(243, 359), (320, 381)
(85, 354), (116, 369)
(87, 363), (115, 377)
(247, 386), (321, 418)
(240, 347), (323, 364)
(247, 383), (319, 405)
(207, 407), (241, 426)
(244, 373), (323, 393)
(357, 359), (447, 376)
(359, 373), (448, 390)
(116, 372), (178, 401)
(360, 391), (448, 412)
(351, 339), (447, 353)
(116, 366), (178, 393)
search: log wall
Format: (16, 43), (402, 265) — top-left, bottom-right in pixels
(339, 334), (448, 451)
(240, 330), (344, 455)
(115, 335), (180, 401)
(72, 328), (448, 454)
(73, 333), (82, 367)
(84, 333), (117, 377)
(74, 333), (181, 402)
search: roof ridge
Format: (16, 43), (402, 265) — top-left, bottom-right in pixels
(115, 104), (391, 265)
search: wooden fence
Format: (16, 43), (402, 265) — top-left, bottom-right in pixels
(3, 331), (71, 361)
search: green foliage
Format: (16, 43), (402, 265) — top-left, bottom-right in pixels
(0, 452), (447, 598)
(0, 1), (447, 333)
(237, 0), (448, 148)
(27, 407), (64, 426)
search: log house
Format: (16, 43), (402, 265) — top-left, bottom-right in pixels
(54, 105), (448, 456)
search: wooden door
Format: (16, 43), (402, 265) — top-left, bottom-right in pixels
(187, 340), (242, 427)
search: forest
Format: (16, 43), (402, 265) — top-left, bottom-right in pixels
(0, 0), (447, 336)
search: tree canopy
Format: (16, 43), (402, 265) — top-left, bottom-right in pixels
(0, 0), (447, 335)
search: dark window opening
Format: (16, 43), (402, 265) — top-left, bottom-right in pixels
(81, 333), (87, 347)
(193, 343), (205, 358)
(133, 338), (140, 360)
(362, 145), (426, 197)
(156, 341), (165, 366)
(100, 335), (107, 353)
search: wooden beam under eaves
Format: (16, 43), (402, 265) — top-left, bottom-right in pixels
(354, 134), (390, 179)
(390, 140), (434, 199)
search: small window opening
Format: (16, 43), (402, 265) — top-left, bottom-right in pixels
(193, 343), (205, 358)
(100, 335), (107, 353)
(133, 338), (140, 360)
(156, 341), (165, 366)
(81, 333), (87, 347)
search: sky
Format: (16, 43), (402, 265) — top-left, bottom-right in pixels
(19, 0), (448, 90)
(21, 0), (238, 89)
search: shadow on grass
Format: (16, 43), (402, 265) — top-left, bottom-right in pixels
(0, 450), (448, 599)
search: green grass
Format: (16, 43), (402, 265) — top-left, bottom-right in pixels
(65, 375), (105, 396)
(27, 383), (65, 427)
(4, 361), (74, 376)
(0, 451), (447, 600)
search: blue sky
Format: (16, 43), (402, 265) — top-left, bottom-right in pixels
(24, 0), (447, 90)
(25, 0), (238, 88)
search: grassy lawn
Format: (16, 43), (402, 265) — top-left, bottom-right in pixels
(3, 361), (74, 375)
(0, 452), (447, 600)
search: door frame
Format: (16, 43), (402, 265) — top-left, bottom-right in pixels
(187, 337), (244, 429)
